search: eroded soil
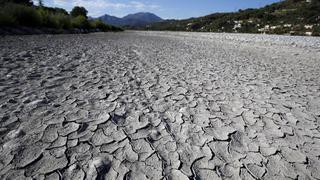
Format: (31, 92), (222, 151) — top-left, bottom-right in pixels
(0, 31), (320, 179)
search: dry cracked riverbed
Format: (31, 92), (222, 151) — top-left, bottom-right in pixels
(0, 31), (320, 180)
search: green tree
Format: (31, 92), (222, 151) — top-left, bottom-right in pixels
(70, 6), (88, 18)
(71, 15), (89, 28)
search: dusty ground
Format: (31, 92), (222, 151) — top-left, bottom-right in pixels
(0, 31), (320, 180)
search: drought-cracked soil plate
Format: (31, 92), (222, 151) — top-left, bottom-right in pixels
(0, 31), (320, 179)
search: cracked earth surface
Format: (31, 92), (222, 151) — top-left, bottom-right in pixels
(0, 31), (320, 180)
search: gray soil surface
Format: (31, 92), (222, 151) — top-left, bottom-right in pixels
(0, 31), (320, 179)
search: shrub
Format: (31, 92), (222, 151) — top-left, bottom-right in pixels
(16, 5), (42, 27)
(38, 6), (68, 15)
(71, 15), (89, 29)
(90, 20), (123, 31)
(38, 9), (72, 29)
(110, 25), (123, 32)
(272, 27), (290, 34)
(0, 11), (17, 26)
(313, 25), (320, 36)
(1, 3), (42, 27)
(54, 13), (71, 29)
(52, 7), (68, 15)
(38, 8), (58, 28)
(90, 20), (111, 31)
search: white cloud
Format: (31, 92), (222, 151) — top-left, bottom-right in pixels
(52, 0), (160, 17)
(130, 1), (159, 10)
(53, 0), (70, 7)
(73, 0), (129, 9)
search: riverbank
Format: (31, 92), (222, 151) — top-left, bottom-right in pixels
(0, 26), (123, 36)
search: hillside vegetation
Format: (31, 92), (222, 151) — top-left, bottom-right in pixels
(145, 0), (320, 36)
(0, 0), (122, 34)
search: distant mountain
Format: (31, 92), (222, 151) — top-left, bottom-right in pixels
(97, 12), (163, 28)
(123, 12), (163, 25)
(98, 14), (123, 26)
(144, 0), (320, 36)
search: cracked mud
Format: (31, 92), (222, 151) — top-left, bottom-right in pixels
(1, 31), (320, 179)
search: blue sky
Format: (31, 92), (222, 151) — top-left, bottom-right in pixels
(34, 0), (281, 19)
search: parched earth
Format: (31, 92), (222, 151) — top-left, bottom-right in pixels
(0, 31), (320, 180)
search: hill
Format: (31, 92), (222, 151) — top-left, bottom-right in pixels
(144, 0), (320, 36)
(97, 12), (162, 28)
(96, 14), (123, 27)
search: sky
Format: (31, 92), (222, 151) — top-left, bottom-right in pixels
(34, 0), (281, 19)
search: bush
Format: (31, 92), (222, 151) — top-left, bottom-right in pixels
(38, 8), (71, 29)
(0, 3), (42, 27)
(89, 20), (111, 31)
(38, 8), (58, 28)
(38, 6), (68, 15)
(272, 27), (290, 34)
(313, 25), (320, 36)
(55, 13), (71, 29)
(0, 11), (17, 26)
(110, 25), (123, 32)
(71, 15), (89, 29)
(90, 20), (123, 31)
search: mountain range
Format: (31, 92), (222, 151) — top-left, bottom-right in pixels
(96, 12), (163, 28)
(143, 0), (320, 36)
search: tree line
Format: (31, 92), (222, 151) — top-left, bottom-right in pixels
(0, 0), (123, 32)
